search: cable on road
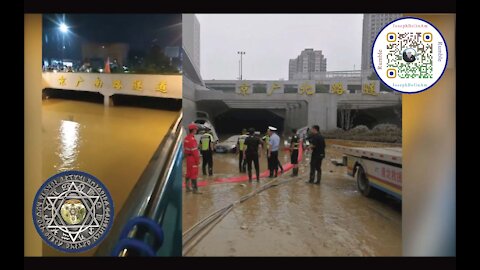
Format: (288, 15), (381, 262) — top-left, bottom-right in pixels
(182, 176), (296, 255)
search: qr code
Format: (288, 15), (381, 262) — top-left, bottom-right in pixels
(386, 32), (433, 79)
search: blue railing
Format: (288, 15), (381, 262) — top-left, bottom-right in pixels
(95, 113), (184, 256)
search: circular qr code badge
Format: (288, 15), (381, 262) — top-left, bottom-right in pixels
(32, 171), (114, 253)
(372, 17), (448, 94)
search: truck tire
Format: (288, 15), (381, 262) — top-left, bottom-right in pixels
(356, 166), (372, 197)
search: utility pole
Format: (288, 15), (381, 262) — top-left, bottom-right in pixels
(237, 51), (245, 80)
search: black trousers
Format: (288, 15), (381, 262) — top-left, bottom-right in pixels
(238, 151), (247, 172)
(309, 155), (324, 183)
(246, 154), (260, 181)
(267, 150), (272, 171)
(291, 150), (299, 164)
(277, 156), (283, 171)
(201, 150), (213, 175)
(269, 151), (279, 177)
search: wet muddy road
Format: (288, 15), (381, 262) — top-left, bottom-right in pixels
(183, 139), (401, 256)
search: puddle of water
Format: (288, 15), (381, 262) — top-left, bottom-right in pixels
(184, 140), (402, 256)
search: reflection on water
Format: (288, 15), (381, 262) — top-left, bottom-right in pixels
(42, 99), (179, 256)
(56, 120), (81, 171)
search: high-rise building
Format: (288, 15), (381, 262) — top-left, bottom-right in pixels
(182, 14), (205, 128)
(288, 49), (327, 80)
(361, 14), (402, 71)
(182, 14), (200, 72)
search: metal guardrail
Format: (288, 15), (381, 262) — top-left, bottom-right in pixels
(95, 112), (184, 256)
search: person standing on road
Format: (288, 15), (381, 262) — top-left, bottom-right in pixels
(277, 147), (284, 175)
(308, 125), (326, 185)
(289, 128), (300, 177)
(184, 123), (201, 194)
(304, 127), (311, 149)
(267, 126), (280, 178)
(200, 127), (214, 176)
(262, 130), (283, 174)
(237, 128), (248, 173)
(262, 132), (270, 172)
(243, 128), (262, 183)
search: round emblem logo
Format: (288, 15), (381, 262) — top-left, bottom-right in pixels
(372, 17), (448, 93)
(32, 171), (114, 253)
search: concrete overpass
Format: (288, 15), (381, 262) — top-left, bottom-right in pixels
(190, 80), (401, 132)
(42, 72), (182, 105)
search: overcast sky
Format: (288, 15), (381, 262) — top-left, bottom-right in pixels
(196, 14), (364, 80)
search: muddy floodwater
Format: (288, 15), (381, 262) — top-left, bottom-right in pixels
(42, 99), (178, 256)
(183, 139), (401, 256)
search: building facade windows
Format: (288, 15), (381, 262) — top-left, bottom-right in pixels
(361, 13), (402, 70)
(289, 48), (327, 80)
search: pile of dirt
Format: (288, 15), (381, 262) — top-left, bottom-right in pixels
(349, 125), (370, 134)
(322, 124), (401, 143)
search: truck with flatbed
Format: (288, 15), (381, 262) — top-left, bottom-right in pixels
(332, 145), (402, 200)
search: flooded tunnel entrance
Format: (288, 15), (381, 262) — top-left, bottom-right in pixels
(214, 109), (284, 136)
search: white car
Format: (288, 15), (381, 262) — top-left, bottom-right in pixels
(214, 135), (239, 153)
(193, 120), (218, 141)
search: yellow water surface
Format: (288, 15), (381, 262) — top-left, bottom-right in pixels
(41, 99), (179, 256)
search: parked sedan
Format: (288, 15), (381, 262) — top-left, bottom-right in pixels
(214, 135), (239, 153)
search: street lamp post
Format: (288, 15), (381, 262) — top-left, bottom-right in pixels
(237, 51), (245, 80)
(58, 22), (69, 71)
(238, 59), (241, 80)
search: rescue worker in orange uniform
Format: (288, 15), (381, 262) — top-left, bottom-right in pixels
(184, 123), (201, 194)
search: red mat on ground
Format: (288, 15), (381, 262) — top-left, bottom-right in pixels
(183, 142), (303, 188)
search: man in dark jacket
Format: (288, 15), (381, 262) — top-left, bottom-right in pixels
(243, 128), (263, 183)
(289, 128), (300, 177)
(308, 125), (326, 184)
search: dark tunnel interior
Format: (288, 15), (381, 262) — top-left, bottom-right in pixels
(214, 109), (284, 135)
(42, 88), (181, 111)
